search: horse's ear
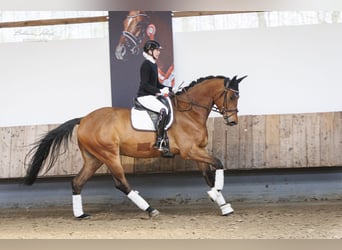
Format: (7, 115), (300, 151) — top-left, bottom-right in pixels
(228, 75), (238, 90)
(237, 75), (248, 84)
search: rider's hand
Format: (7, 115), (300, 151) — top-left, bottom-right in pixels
(160, 87), (169, 97)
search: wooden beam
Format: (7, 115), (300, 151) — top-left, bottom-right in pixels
(172, 11), (259, 18)
(0, 16), (109, 29)
(0, 12), (259, 29)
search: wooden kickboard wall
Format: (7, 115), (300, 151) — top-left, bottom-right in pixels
(0, 112), (341, 179)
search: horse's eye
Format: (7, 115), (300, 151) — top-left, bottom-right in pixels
(230, 92), (239, 100)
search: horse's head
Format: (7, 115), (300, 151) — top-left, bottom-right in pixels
(115, 11), (149, 60)
(213, 75), (247, 126)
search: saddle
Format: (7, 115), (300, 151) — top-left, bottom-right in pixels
(131, 96), (173, 131)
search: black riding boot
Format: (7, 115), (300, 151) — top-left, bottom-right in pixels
(153, 108), (168, 152)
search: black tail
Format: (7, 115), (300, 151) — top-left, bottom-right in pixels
(24, 118), (81, 185)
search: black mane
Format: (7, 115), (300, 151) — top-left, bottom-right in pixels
(175, 75), (228, 95)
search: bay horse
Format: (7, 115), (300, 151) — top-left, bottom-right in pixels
(24, 75), (247, 219)
(115, 10), (175, 86)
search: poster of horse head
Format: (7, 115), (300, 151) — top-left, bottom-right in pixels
(109, 11), (174, 108)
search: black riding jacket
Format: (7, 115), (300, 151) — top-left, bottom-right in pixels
(137, 60), (164, 97)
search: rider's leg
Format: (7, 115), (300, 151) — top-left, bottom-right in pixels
(136, 96), (168, 114)
(136, 95), (170, 152)
(154, 108), (168, 151)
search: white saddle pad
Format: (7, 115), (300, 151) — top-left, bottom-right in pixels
(131, 101), (174, 131)
(131, 109), (156, 131)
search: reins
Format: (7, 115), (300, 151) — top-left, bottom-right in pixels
(172, 86), (239, 117)
(172, 89), (211, 112)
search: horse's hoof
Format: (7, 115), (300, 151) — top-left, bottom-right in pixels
(149, 209), (160, 218)
(222, 211), (234, 216)
(162, 151), (175, 158)
(75, 213), (91, 220)
(220, 203), (234, 216)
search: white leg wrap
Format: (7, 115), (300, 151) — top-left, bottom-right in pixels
(72, 194), (84, 217)
(215, 190), (226, 206)
(207, 188), (234, 215)
(214, 169), (224, 191)
(207, 188), (226, 206)
(220, 203), (234, 215)
(207, 187), (219, 202)
(127, 190), (150, 211)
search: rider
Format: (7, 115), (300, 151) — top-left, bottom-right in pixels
(136, 40), (170, 152)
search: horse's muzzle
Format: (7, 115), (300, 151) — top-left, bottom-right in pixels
(224, 116), (238, 126)
(115, 44), (126, 60)
(226, 120), (237, 126)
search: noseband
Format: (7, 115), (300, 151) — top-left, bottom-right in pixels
(122, 13), (148, 55)
(212, 88), (239, 121)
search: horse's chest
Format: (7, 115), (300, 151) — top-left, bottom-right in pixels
(199, 136), (208, 147)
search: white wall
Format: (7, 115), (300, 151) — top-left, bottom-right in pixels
(0, 38), (111, 127)
(173, 24), (342, 116)
(1, 23), (341, 127)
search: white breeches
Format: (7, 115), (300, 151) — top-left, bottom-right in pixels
(137, 95), (169, 114)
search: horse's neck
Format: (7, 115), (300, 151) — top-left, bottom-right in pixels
(187, 81), (218, 106)
(174, 85), (216, 124)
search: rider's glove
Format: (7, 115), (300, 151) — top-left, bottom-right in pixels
(160, 87), (169, 97)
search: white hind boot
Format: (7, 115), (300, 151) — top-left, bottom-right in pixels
(127, 190), (160, 217)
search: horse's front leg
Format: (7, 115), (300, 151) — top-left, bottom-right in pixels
(191, 149), (234, 216)
(196, 162), (215, 187)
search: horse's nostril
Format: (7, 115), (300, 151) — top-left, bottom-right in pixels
(115, 45), (126, 60)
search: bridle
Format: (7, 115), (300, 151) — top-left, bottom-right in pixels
(212, 87), (239, 123)
(122, 13), (148, 55)
(173, 84), (239, 123)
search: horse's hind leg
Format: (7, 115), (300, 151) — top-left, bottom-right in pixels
(71, 149), (103, 219)
(106, 156), (159, 218)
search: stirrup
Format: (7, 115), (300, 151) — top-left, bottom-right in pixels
(153, 138), (167, 152)
(154, 140), (174, 158)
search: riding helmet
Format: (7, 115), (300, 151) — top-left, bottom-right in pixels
(143, 40), (162, 53)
